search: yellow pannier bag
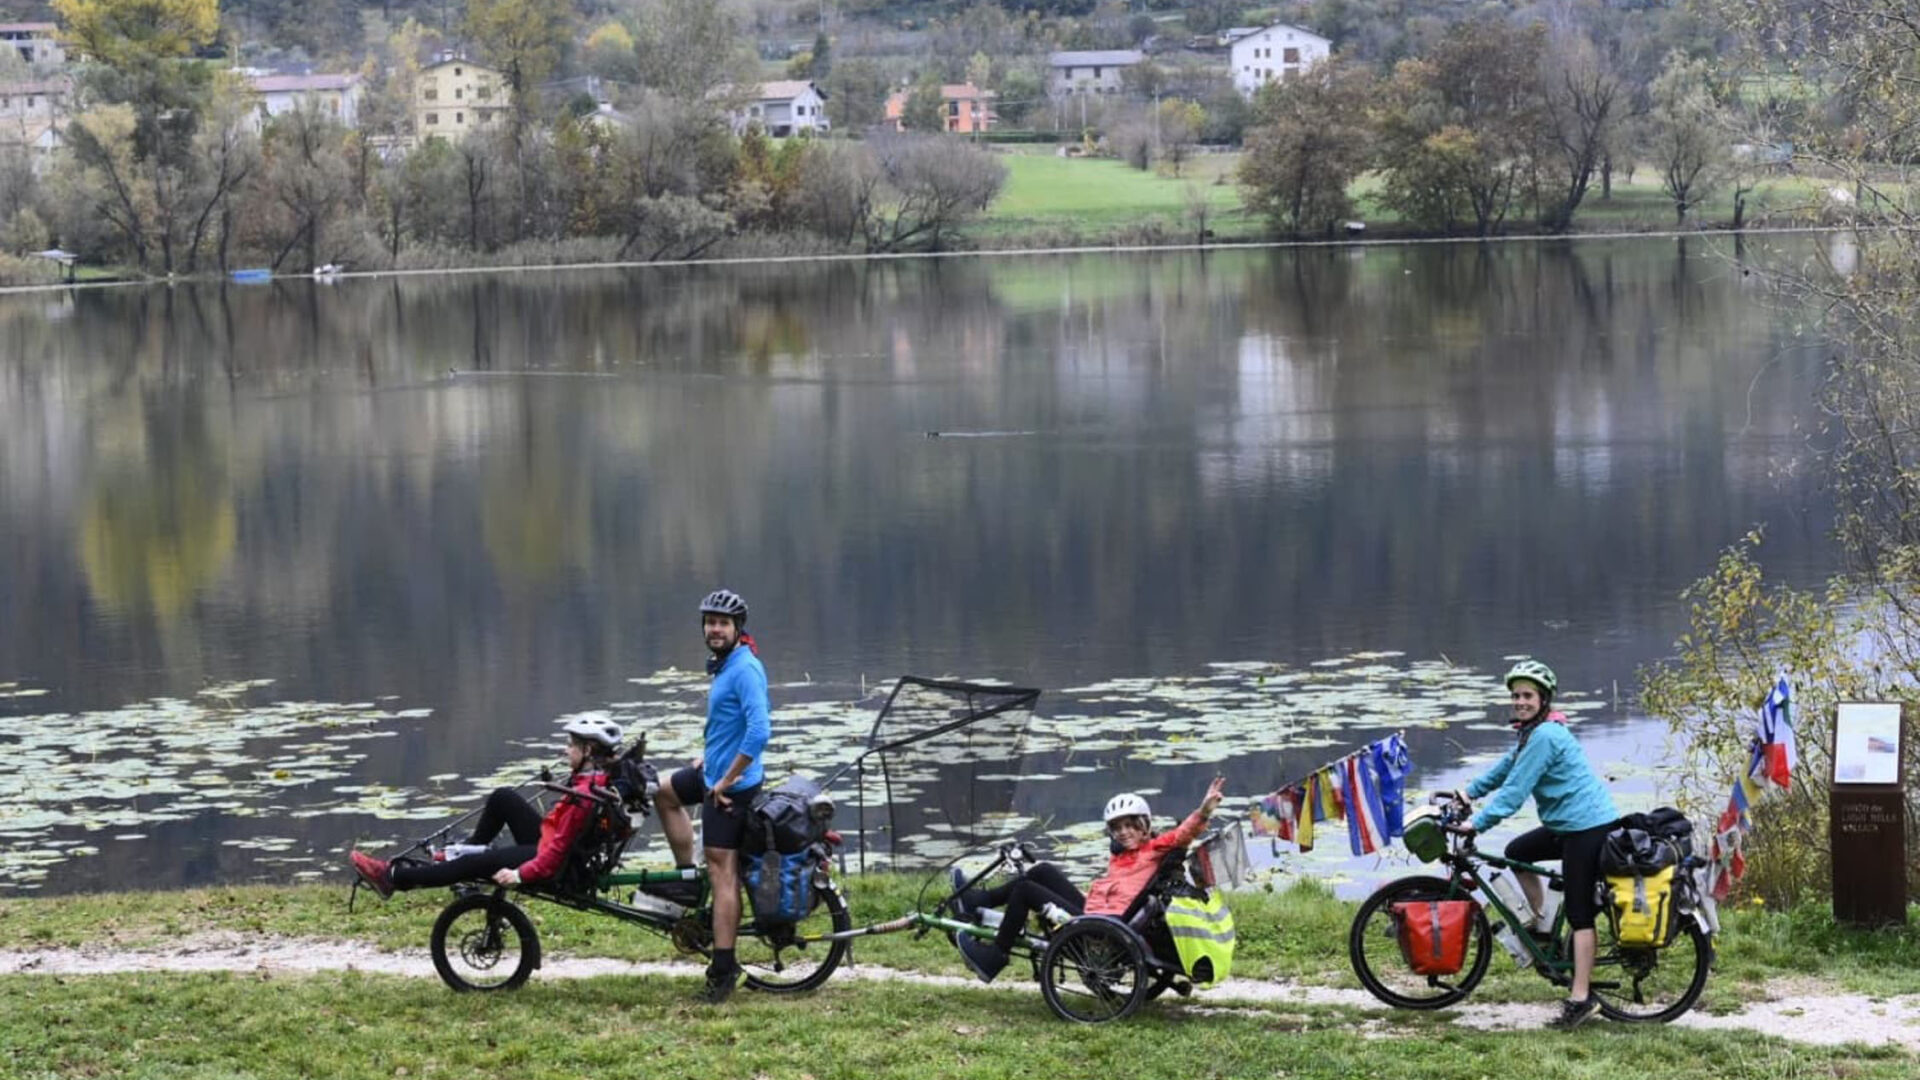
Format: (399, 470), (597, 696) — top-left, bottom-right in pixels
(1606, 865), (1677, 948)
(1165, 890), (1235, 985)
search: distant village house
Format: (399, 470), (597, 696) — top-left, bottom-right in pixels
(0, 75), (70, 120)
(1227, 23), (1330, 96)
(884, 82), (996, 134)
(0, 74), (70, 173)
(244, 72), (363, 132)
(1047, 50), (1144, 96)
(415, 56), (510, 141)
(0, 23), (63, 67)
(723, 80), (829, 137)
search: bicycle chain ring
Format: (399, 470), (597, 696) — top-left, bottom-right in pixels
(670, 914), (712, 954)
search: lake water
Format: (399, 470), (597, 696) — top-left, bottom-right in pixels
(0, 236), (1841, 894)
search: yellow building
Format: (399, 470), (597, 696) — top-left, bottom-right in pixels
(414, 57), (511, 139)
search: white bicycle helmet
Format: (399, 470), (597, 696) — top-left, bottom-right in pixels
(561, 716), (623, 751)
(1503, 659), (1558, 697)
(1103, 793), (1151, 825)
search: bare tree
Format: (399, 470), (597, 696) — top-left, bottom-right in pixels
(251, 101), (355, 272)
(863, 135), (1007, 252)
(791, 140), (882, 248)
(1539, 32), (1623, 232)
(1182, 181), (1213, 245)
(183, 77), (260, 273)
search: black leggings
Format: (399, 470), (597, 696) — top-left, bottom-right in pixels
(969, 862), (1086, 953)
(391, 787), (543, 891)
(1505, 823), (1614, 931)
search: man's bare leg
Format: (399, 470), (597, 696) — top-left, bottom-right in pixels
(653, 783), (696, 866)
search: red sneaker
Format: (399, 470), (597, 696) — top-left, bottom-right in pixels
(350, 851), (395, 899)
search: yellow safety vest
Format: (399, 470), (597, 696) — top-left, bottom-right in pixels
(1165, 890), (1235, 985)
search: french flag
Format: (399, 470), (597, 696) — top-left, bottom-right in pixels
(1748, 676), (1797, 790)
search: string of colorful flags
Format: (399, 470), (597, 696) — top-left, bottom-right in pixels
(1248, 733), (1411, 856)
(1707, 674), (1796, 900)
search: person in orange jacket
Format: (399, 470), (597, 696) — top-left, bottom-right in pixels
(951, 776), (1225, 982)
(349, 717), (623, 896)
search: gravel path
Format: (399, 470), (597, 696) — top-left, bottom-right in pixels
(2, 934), (1915, 1050)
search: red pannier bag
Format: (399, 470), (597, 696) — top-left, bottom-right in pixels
(1390, 899), (1476, 976)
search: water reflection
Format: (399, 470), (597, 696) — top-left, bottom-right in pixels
(0, 239), (1837, 892)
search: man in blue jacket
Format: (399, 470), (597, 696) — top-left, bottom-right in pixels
(655, 588), (771, 1004)
(1457, 659), (1618, 1031)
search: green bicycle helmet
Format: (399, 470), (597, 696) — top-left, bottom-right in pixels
(1503, 659), (1558, 696)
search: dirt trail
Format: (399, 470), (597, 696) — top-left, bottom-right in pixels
(2, 934), (1915, 1050)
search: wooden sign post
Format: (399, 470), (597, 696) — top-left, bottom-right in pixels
(1830, 702), (1908, 928)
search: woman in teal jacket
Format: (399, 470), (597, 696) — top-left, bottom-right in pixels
(1458, 659), (1618, 1031)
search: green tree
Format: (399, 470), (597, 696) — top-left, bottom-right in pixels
(633, 0), (756, 104)
(1238, 60), (1374, 236)
(995, 67), (1042, 127)
(359, 18), (436, 138)
(1645, 50), (1727, 225)
(1372, 18), (1549, 236)
(1155, 99), (1204, 177)
(965, 52), (992, 98)
(825, 58), (891, 132)
(1183, 0), (1242, 37)
(1640, 535), (1861, 905)
(1639, 0), (1920, 905)
(584, 21), (640, 84)
(809, 31), (832, 79)
(465, 0), (569, 122)
(53, 0), (217, 69)
(901, 74), (947, 133)
(54, 0), (236, 272)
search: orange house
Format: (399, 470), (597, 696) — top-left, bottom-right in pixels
(884, 82), (997, 134)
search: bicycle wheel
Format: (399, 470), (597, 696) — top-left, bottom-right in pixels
(1348, 875), (1492, 1009)
(429, 892), (541, 992)
(1591, 914), (1711, 1023)
(739, 880), (853, 994)
(1039, 917), (1150, 1024)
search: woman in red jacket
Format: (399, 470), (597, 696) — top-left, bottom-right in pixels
(952, 776), (1225, 982)
(349, 717), (623, 897)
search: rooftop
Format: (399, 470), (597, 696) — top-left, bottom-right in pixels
(1047, 50), (1144, 68)
(249, 74), (360, 94)
(744, 80), (820, 102)
(1227, 23), (1332, 45)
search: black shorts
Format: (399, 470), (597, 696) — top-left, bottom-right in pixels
(668, 766), (762, 852)
(1505, 822), (1615, 931)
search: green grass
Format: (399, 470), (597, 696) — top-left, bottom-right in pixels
(5, 879), (1920, 1077)
(975, 153), (1846, 248)
(0, 967), (1911, 1080)
(975, 151), (1259, 244)
(8, 876), (1920, 1002)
